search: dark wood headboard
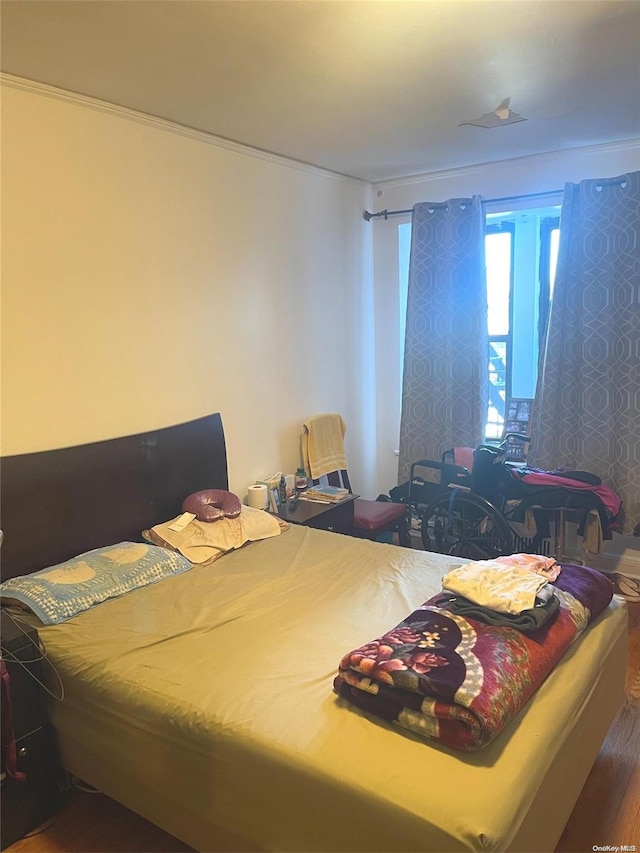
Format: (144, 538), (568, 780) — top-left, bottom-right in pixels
(0, 413), (228, 580)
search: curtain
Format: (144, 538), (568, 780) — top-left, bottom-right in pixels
(398, 198), (487, 484)
(529, 171), (640, 535)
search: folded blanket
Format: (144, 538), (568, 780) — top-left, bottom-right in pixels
(301, 413), (348, 479)
(334, 564), (613, 751)
(442, 559), (550, 614)
(435, 591), (560, 633)
(494, 552), (561, 581)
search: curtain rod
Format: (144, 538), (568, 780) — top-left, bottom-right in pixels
(363, 188), (563, 221)
(363, 176), (630, 221)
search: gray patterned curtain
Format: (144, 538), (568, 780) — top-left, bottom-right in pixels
(398, 198), (487, 484)
(529, 171), (640, 534)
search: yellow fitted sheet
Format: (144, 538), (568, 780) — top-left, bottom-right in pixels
(37, 525), (627, 852)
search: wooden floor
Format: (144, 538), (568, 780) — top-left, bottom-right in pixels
(556, 598), (640, 852)
(7, 602), (639, 853)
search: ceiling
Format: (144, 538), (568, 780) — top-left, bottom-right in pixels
(1, 0), (639, 183)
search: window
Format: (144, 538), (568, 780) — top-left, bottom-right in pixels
(485, 208), (560, 438)
(399, 204), (560, 439)
(485, 223), (514, 440)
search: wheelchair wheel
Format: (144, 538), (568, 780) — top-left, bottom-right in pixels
(421, 490), (513, 560)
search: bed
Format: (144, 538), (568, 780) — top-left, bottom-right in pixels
(0, 413), (628, 852)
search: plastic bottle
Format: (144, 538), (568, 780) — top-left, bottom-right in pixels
(278, 474), (287, 503)
(295, 468), (308, 491)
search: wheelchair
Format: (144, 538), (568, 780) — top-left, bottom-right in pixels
(405, 435), (620, 561)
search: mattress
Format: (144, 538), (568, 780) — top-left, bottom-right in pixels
(35, 525), (627, 852)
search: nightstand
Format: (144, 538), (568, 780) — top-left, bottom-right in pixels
(1, 610), (60, 850)
(277, 494), (357, 535)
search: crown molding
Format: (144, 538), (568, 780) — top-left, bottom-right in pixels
(4, 73), (637, 190)
(373, 138), (640, 190)
(1, 73), (365, 187)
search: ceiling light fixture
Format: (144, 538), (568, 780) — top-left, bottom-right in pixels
(459, 98), (527, 129)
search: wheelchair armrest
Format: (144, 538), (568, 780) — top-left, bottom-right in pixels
(410, 459), (471, 481)
(502, 432), (530, 444)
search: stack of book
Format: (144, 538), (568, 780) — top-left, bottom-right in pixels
(301, 484), (350, 502)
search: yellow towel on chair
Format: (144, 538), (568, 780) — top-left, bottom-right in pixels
(302, 414), (348, 479)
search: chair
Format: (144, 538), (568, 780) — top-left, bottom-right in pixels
(311, 469), (411, 547)
(302, 414), (411, 548)
(353, 498), (411, 547)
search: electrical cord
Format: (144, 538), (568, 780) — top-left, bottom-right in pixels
(0, 608), (65, 701)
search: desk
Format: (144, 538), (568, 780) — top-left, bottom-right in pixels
(277, 494), (357, 535)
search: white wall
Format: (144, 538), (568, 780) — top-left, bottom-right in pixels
(1, 79), (376, 500)
(371, 141), (640, 496)
(3, 76), (639, 529)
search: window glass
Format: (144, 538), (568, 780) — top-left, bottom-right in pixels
(487, 341), (508, 440)
(549, 227), (560, 297)
(486, 231), (511, 335)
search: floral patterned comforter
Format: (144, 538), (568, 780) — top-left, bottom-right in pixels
(334, 563), (613, 751)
